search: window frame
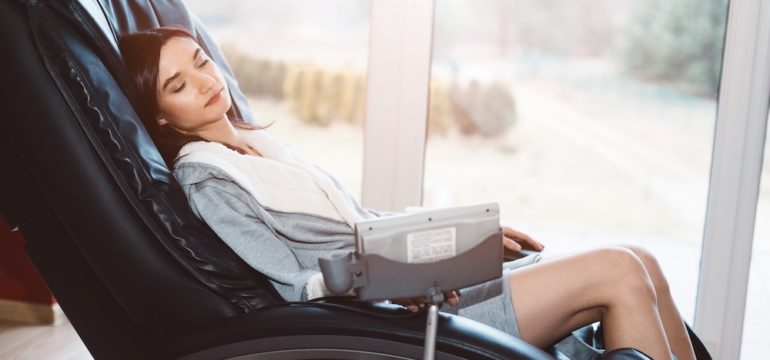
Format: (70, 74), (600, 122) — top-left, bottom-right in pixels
(694, 0), (770, 358)
(360, 0), (435, 212)
(361, 0), (770, 358)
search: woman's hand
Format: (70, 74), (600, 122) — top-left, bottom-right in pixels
(502, 226), (545, 252)
(392, 291), (460, 312)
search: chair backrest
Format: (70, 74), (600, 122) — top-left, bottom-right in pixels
(0, 0), (282, 358)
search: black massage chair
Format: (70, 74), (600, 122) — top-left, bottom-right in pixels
(0, 0), (712, 359)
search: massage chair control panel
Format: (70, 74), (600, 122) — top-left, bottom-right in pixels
(319, 202), (504, 301)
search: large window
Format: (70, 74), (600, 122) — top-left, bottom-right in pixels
(741, 116), (770, 359)
(424, 0), (729, 323)
(185, 1), (764, 356)
(185, 0), (370, 201)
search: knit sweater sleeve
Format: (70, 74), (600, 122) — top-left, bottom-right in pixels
(183, 178), (319, 302)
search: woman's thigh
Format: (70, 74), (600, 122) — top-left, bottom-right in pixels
(507, 246), (645, 348)
(441, 254), (544, 337)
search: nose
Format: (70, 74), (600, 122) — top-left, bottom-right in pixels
(196, 72), (217, 94)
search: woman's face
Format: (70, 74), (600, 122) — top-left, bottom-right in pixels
(155, 36), (231, 133)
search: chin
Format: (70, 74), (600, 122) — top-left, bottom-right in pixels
(206, 98), (230, 116)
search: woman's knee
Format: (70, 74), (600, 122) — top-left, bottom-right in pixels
(616, 244), (671, 296)
(594, 246), (658, 305)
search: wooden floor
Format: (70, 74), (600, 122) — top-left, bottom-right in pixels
(0, 317), (91, 360)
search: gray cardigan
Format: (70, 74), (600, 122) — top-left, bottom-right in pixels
(174, 161), (399, 301)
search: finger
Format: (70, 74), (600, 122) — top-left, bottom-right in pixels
(513, 231), (544, 250)
(503, 236), (522, 251)
(442, 291), (453, 304)
(407, 299), (420, 312)
(504, 227), (544, 251)
(520, 236), (544, 251)
(506, 227), (533, 243)
(446, 291), (460, 306)
(395, 298), (417, 311)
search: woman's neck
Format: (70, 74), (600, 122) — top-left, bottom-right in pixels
(192, 116), (254, 153)
(195, 116), (236, 143)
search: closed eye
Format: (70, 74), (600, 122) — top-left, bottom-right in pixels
(198, 59), (209, 68)
(173, 83), (186, 93)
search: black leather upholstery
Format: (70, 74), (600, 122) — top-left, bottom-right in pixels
(2, 0), (281, 347)
(154, 300), (555, 359)
(3, 0), (281, 322)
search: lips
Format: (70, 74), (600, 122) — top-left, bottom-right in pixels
(205, 87), (223, 107)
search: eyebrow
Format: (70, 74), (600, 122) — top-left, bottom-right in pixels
(162, 47), (202, 92)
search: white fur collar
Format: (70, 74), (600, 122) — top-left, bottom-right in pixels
(175, 128), (364, 228)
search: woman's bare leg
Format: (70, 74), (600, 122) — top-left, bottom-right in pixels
(617, 245), (696, 360)
(508, 246), (673, 359)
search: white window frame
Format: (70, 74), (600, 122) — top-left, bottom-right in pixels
(694, 0), (770, 358)
(362, 1), (770, 359)
(360, 0), (435, 212)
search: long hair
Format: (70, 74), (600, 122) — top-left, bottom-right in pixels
(118, 26), (272, 169)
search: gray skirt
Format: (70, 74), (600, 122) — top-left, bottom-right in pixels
(440, 253), (542, 338)
(441, 253), (607, 360)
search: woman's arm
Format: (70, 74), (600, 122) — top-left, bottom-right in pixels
(185, 179), (320, 301)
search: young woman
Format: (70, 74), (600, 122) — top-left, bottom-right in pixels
(119, 27), (696, 360)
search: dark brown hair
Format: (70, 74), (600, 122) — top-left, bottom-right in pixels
(118, 26), (271, 169)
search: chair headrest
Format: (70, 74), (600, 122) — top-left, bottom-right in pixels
(73, 0), (257, 184)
